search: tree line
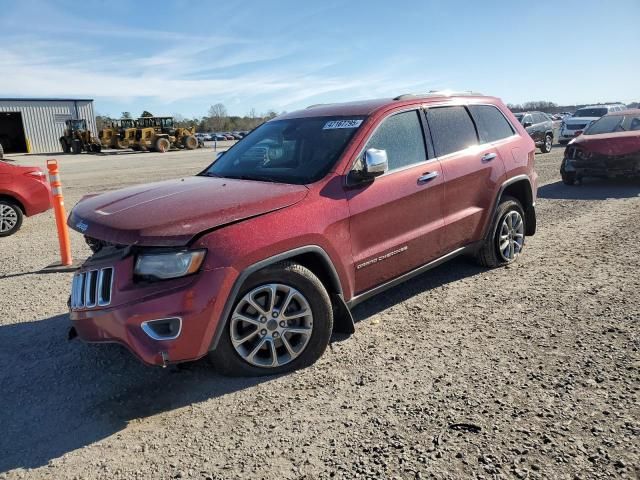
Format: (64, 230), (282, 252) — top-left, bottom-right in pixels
(506, 100), (639, 114)
(96, 103), (280, 133)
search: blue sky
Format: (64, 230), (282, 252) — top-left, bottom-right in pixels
(0, 0), (638, 118)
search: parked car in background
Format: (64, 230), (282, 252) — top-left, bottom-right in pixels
(67, 91), (537, 375)
(0, 160), (52, 236)
(559, 104), (626, 144)
(213, 133), (227, 141)
(513, 111), (554, 153)
(560, 109), (640, 185)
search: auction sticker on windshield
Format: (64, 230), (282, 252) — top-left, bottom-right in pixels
(323, 119), (363, 129)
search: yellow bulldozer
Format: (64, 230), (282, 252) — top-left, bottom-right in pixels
(99, 118), (138, 149)
(131, 116), (198, 153)
(60, 119), (102, 154)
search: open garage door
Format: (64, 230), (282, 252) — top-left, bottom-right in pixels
(0, 112), (28, 154)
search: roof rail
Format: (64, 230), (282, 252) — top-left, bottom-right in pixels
(393, 90), (483, 101)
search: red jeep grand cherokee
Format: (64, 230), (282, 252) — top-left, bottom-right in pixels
(68, 92), (537, 376)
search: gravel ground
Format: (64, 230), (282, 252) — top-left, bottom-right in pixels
(0, 143), (638, 480)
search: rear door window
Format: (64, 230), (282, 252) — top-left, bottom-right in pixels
(468, 105), (515, 144)
(426, 106), (478, 157)
(364, 110), (427, 171)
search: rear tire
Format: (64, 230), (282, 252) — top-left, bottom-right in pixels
(60, 138), (71, 154)
(208, 262), (333, 377)
(0, 200), (23, 237)
(154, 137), (170, 153)
(71, 139), (82, 154)
(476, 196), (526, 268)
(540, 134), (553, 153)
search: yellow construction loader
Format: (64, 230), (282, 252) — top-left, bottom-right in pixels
(99, 119), (137, 149)
(131, 117), (198, 153)
(60, 119), (101, 154)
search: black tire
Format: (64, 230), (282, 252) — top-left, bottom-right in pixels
(561, 171), (576, 186)
(0, 199), (24, 237)
(209, 262), (333, 377)
(183, 135), (198, 150)
(71, 139), (82, 154)
(154, 137), (170, 153)
(60, 138), (71, 154)
(540, 134), (553, 153)
(476, 196), (526, 268)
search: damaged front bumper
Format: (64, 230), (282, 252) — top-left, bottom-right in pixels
(562, 154), (640, 178)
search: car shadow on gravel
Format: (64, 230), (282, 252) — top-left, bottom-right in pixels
(538, 178), (640, 200)
(348, 257), (485, 324)
(0, 314), (270, 473)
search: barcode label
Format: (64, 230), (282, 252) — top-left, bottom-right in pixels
(323, 119), (363, 130)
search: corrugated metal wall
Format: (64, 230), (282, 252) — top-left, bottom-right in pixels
(0, 99), (96, 154)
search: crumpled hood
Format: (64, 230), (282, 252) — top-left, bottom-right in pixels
(571, 131), (640, 157)
(68, 176), (308, 246)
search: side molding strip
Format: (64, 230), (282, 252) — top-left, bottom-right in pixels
(347, 245), (472, 309)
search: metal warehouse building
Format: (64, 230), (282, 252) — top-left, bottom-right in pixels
(0, 98), (96, 154)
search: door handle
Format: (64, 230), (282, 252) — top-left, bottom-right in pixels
(481, 152), (497, 162)
(417, 171), (439, 184)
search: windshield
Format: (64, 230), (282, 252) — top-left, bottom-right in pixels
(585, 114), (640, 135)
(201, 116), (366, 184)
(574, 108), (608, 118)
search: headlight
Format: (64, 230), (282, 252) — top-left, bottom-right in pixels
(134, 249), (206, 280)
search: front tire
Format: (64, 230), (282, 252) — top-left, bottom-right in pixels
(540, 134), (553, 153)
(476, 196), (525, 268)
(0, 200), (24, 237)
(561, 171), (576, 185)
(71, 139), (82, 154)
(209, 262), (333, 377)
(154, 137), (170, 153)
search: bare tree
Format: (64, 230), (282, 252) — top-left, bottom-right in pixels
(209, 103), (228, 131)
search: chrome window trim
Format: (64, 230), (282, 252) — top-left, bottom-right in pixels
(141, 317), (183, 341)
(347, 101), (521, 180)
(348, 106), (433, 178)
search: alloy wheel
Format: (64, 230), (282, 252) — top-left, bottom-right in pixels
(498, 210), (524, 261)
(230, 283), (313, 368)
(0, 204), (18, 233)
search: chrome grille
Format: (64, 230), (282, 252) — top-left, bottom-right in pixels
(71, 267), (114, 309)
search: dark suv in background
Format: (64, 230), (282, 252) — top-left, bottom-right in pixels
(514, 111), (554, 153)
(68, 92), (538, 376)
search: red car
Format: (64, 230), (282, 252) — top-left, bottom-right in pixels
(0, 160), (51, 236)
(561, 109), (640, 185)
(68, 92), (538, 375)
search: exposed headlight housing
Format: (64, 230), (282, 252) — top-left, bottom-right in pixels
(134, 249), (206, 280)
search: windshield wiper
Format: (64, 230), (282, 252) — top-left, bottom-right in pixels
(223, 174), (281, 183)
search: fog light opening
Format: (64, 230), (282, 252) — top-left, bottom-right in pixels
(141, 317), (182, 341)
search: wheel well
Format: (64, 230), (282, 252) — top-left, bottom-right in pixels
(0, 194), (25, 213)
(501, 180), (536, 235)
(286, 252), (341, 296)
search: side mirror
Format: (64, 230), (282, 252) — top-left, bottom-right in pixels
(364, 148), (388, 176)
(348, 148), (388, 185)
(523, 121), (533, 128)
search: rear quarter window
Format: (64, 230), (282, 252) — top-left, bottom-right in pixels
(468, 105), (515, 143)
(426, 106), (478, 157)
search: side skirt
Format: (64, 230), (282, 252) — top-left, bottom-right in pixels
(347, 244), (476, 309)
